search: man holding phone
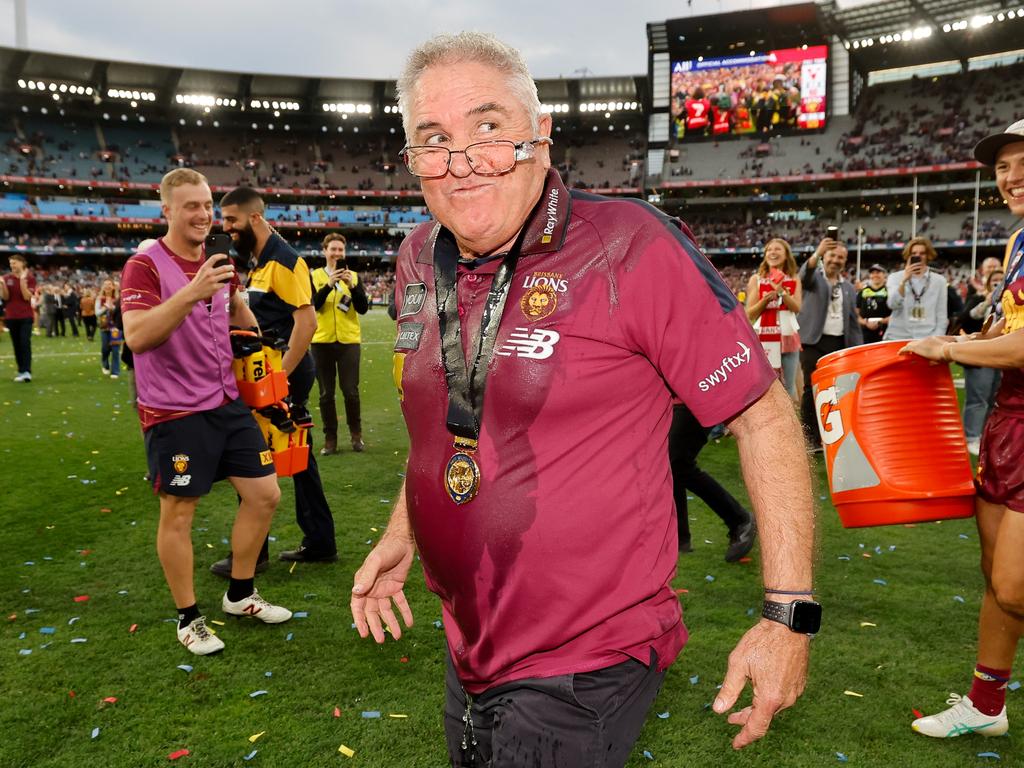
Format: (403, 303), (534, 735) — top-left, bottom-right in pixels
(121, 169), (292, 655)
(210, 186), (338, 571)
(311, 233), (368, 455)
(883, 237), (948, 341)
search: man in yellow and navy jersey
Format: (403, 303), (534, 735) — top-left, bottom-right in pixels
(210, 187), (338, 571)
(311, 233), (368, 454)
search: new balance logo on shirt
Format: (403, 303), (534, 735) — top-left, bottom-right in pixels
(496, 328), (561, 360)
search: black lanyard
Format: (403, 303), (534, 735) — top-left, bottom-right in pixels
(434, 228), (526, 441)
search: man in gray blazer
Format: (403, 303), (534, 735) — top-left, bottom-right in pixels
(796, 237), (864, 449)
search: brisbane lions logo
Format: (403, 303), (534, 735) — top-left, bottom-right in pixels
(1001, 277), (1024, 334)
(172, 453), (190, 474)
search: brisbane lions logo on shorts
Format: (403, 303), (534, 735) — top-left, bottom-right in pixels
(172, 453), (190, 474)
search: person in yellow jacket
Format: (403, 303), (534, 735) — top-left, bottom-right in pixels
(311, 233), (368, 454)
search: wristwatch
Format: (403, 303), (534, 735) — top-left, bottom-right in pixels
(762, 599), (822, 636)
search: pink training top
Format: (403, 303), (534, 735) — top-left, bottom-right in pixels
(393, 170), (775, 694)
(122, 239), (238, 418)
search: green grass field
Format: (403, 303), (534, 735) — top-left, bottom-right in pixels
(0, 311), (1015, 767)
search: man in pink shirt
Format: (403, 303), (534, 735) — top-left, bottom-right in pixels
(351, 33), (818, 766)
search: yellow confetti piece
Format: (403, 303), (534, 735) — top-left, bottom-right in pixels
(248, 731), (265, 743)
(211, 620), (225, 626)
(91, 450), (100, 455)
(289, 561), (296, 574)
(388, 714), (409, 719)
(338, 744), (355, 758)
(859, 622), (877, 628)
(370, 527), (379, 533)
(206, 543), (213, 549)
(843, 690), (864, 698)
(51, 431), (59, 435)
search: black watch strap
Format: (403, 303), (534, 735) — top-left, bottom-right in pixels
(763, 599), (822, 635)
(762, 599), (791, 626)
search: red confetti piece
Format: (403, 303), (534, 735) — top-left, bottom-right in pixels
(102, 697), (118, 704)
(80, 550), (92, 556)
(129, 624), (138, 634)
(73, 595), (90, 603)
(168, 749), (190, 761)
(674, 588), (689, 594)
(913, 708), (923, 718)
(68, 691), (76, 698)
(738, 557), (753, 564)
(7, 613), (16, 621)
(100, 508), (112, 513)
(400, 656), (409, 663)
(333, 707), (341, 718)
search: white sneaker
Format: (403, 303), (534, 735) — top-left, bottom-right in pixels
(966, 438), (981, 456)
(110, 374), (119, 380)
(21, 372), (30, 382)
(222, 589), (292, 624)
(13, 372), (27, 382)
(176, 615), (224, 656)
(102, 368), (110, 375)
(912, 693), (1008, 738)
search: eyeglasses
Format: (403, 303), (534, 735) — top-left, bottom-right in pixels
(399, 137), (553, 179)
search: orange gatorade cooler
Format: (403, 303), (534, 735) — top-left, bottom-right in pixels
(810, 340), (975, 527)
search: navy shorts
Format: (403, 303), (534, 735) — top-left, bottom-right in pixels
(145, 398), (274, 497)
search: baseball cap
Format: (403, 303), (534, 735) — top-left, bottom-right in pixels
(868, 264), (885, 273)
(974, 119), (1024, 166)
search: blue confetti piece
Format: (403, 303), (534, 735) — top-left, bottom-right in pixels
(39, 627), (55, 635)
(249, 690), (268, 698)
(705, 575), (715, 582)
(265, 671), (272, 678)
(23, 561), (35, 566)
(954, 595), (965, 603)
(285, 632), (294, 641)
(91, 727), (100, 740)
(977, 752), (1000, 760)
(177, 664), (193, 673)
(361, 710), (381, 718)
(657, 712), (670, 719)
(221, 538), (229, 545)
(888, 545), (896, 551)
(959, 533), (970, 539)
(268, 536), (277, 542)
(117, 590), (128, 595)
(837, 555), (851, 561)
(24, 609), (39, 614)
(293, 611), (308, 618)
(18, 649), (32, 656)
(836, 752), (848, 762)
(1008, 681), (1021, 691)
(689, 675), (699, 685)
(244, 750), (258, 761)
(40, 642), (51, 649)
(874, 546), (882, 554)
(433, 620), (443, 629)
(873, 579), (888, 586)
(746, 607), (754, 617)
(18, 632), (26, 640)
(643, 750), (654, 760)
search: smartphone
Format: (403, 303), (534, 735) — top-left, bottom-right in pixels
(205, 234), (234, 283)
(826, 225), (839, 238)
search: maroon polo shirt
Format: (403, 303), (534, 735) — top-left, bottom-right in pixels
(394, 170), (775, 693)
(3, 271), (36, 320)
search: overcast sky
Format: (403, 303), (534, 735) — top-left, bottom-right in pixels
(0, 0), (858, 80)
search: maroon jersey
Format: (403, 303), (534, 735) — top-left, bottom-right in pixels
(392, 170), (775, 693)
(685, 97), (711, 131)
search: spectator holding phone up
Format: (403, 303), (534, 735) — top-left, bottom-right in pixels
(883, 236), (948, 341)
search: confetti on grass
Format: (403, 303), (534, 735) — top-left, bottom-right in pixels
(177, 665), (193, 673)
(73, 595), (90, 603)
(977, 753), (1001, 760)
(91, 727), (100, 739)
(643, 750), (654, 760)
(657, 712), (670, 719)
(836, 753), (848, 763)
(168, 749), (190, 760)
(249, 732), (265, 743)
(873, 579), (888, 586)
(1008, 681), (1021, 691)
(334, 707), (341, 717)
(338, 744), (355, 757)
(249, 690), (268, 698)
(361, 711), (381, 719)
(244, 750), (258, 761)
(843, 690), (864, 698)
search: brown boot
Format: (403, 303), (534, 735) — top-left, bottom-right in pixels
(351, 432), (365, 452)
(320, 435), (338, 456)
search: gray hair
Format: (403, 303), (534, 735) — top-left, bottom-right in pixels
(396, 32), (542, 142)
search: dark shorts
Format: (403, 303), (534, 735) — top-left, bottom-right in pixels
(144, 398), (274, 497)
(976, 405), (1024, 513)
(444, 651), (665, 768)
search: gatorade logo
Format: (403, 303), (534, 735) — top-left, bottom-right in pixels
(815, 386), (845, 446)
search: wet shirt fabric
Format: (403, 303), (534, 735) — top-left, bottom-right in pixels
(393, 170), (776, 694)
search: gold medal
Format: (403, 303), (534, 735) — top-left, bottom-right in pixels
(445, 438), (481, 505)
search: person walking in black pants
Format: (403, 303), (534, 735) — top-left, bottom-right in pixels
(1, 254), (37, 382)
(669, 404), (757, 562)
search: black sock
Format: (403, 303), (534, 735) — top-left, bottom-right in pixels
(228, 577), (255, 602)
(177, 604), (200, 630)
(259, 537), (270, 562)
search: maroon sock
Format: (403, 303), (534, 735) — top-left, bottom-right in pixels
(969, 664), (1011, 716)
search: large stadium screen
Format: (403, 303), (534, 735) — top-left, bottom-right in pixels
(670, 45), (828, 140)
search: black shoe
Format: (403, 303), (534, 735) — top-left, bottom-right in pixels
(278, 546), (338, 563)
(209, 554), (270, 579)
(725, 520), (757, 563)
(679, 539), (693, 554)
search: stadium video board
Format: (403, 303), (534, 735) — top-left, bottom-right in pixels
(670, 45), (827, 140)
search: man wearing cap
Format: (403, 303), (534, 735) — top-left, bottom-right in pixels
(903, 120), (1024, 739)
(349, 32), (818, 765)
(857, 264), (890, 344)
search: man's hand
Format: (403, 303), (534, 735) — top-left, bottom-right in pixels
(187, 258), (234, 303)
(812, 237), (837, 261)
(899, 334), (956, 361)
(351, 535), (416, 643)
(713, 620), (810, 749)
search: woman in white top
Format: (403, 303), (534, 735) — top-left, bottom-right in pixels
(883, 236), (948, 341)
(745, 238), (803, 398)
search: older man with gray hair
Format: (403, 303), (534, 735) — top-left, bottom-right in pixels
(350, 32), (818, 766)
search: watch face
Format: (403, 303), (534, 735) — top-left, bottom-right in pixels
(791, 601), (822, 634)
